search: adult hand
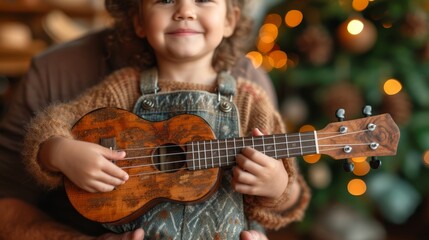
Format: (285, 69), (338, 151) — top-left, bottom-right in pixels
(240, 230), (269, 240)
(96, 229), (264, 240)
(95, 228), (144, 240)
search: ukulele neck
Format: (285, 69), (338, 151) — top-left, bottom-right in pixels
(185, 132), (318, 170)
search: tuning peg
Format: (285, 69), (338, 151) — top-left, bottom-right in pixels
(343, 159), (354, 172)
(369, 156), (382, 169)
(362, 105), (372, 117)
(336, 108), (345, 122)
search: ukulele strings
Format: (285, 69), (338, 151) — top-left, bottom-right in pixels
(122, 143), (370, 177)
(110, 129), (374, 176)
(116, 129), (368, 157)
(126, 139), (370, 178)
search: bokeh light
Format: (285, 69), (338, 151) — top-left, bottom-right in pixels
(259, 23), (278, 44)
(264, 13), (282, 28)
(299, 124), (315, 132)
(347, 19), (364, 35)
(303, 154), (321, 164)
(352, 0), (369, 11)
(285, 10), (303, 28)
(268, 50), (288, 69)
(423, 150), (429, 167)
(353, 161), (370, 176)
(383, 78), (402, 95)
(257, 39), (275, 53)
(382, 22), (393, 28)
(261, 55), (274, 72)
(246, 51), (263, 68)
(351, 157), (367, 163)
(348, 178), (367, 196)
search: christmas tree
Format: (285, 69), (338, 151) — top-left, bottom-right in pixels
(248, 0), (429, 238)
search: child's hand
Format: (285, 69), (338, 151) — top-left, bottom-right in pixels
(232, 128), (288, 200)
(40, 137), (129, 193)
(96, 228), (144, 240)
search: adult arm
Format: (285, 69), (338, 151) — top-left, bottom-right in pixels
(0, 31), (115, 239)
(0, 198), (144, 240)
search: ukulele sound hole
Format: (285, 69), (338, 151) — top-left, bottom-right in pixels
(153, 144), (186, 172)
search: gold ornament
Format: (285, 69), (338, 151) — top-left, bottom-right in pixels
(296, 25), (333, 66)
(337, 17), (377, 54)
(323, 82), (364, 121)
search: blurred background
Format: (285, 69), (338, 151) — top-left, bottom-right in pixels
(1, 0), (429, 239)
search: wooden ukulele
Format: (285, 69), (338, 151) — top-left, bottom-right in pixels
(64, 107), (400, 225)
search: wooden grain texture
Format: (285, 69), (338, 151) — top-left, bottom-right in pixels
(65, 107), (220, 224)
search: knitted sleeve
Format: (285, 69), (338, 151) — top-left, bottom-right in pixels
(22, 67), (140, 189)
(235, 79), (311, 230)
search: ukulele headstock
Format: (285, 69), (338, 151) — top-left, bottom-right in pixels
(316, 110), (400, 163)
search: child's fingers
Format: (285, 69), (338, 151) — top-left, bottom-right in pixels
(101, 147), (127, 160)
(235, 153), (261, 174)
(251, 128), (265, 136)
(240, 147), (270, 167)
(97, 171), (127, 186)
(100, 147), (129, 181)
(240, 230), (268, 240)
(102, 160), (129, 182)
(86, 181), (116, 193)
(232, 180), (257, 195)
(232, 166), (257, 185)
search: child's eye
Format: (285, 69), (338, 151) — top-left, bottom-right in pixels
(158, 0), (174, 3)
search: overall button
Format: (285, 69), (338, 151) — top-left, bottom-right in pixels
(141, 99), (155, 110)
(219, 101), (232, 113)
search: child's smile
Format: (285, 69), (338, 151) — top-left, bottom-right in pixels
(166, 27), (203, 36)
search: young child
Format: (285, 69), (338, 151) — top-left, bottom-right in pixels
(23, 0), (310, 239)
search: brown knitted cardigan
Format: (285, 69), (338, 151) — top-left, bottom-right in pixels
(23, 67), (310, 230)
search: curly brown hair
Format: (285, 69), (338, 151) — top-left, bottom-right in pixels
(104, 0), (253, 72)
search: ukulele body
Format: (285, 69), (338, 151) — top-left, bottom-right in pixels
(65, 107), (221, 225)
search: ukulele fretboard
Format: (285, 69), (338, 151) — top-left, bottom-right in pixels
(186, 132), (318, 170)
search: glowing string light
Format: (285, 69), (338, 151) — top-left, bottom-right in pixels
(348, 178), (367, 196)
(383, 79), (402, 95)
(285, 10), (303, 28)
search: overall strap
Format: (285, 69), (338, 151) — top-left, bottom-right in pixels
(216, 71), (236, 100)
(139, 68), (237, 99)
(139, 68), (159, 94)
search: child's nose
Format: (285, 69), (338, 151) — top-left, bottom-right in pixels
(173, 2), (197, 20)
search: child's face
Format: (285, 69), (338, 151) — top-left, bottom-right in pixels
(134, 0), (238, 65)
